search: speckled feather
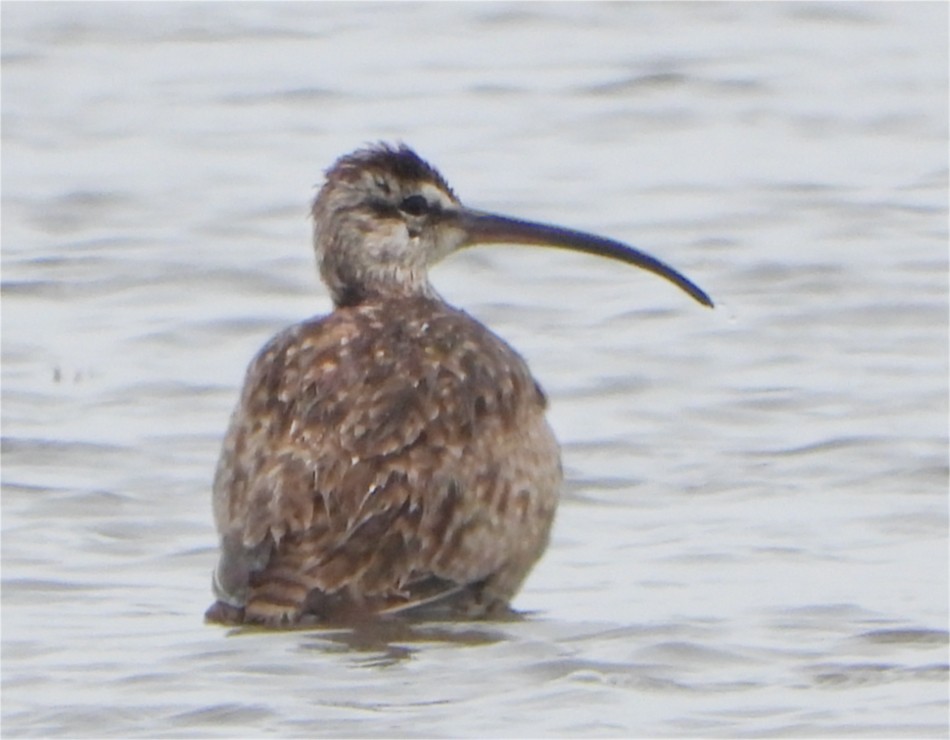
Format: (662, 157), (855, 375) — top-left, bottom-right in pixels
(210, 295), (560, 625)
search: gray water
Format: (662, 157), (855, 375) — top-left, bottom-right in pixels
(2, 2), (948, 737)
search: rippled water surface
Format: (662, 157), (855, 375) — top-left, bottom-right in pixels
(2, 2), (948, 737)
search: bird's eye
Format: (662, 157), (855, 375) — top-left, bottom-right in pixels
(398, 194), (429, 217)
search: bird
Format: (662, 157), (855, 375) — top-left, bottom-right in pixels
(205, 143), (713, 627)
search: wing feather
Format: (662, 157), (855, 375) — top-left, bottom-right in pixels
(210, 297), (561, 624)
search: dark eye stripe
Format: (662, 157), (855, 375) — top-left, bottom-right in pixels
(399, 194), (429, 216)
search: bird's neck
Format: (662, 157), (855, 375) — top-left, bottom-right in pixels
(316, 226), (441, 308)
(324, 264), (439, 308)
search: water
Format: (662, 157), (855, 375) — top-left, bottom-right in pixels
(2, 2), (947, 736)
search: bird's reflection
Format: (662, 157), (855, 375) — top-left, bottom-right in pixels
(224, 609), (530, 668)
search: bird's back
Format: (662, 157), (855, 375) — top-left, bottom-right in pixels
(207, 295), (561, 626)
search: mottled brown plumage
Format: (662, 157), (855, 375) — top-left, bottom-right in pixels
(206, 143), (712, 627)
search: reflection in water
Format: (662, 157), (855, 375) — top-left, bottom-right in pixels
(221, 611), (522, 668)
(298, 619), (512, 668)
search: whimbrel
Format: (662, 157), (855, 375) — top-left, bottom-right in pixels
(205, 143), (712, 627)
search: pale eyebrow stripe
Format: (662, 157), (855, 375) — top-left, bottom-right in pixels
(419, 181), (457, 208)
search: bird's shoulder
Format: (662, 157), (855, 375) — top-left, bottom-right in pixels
(238, 296), (543, 431)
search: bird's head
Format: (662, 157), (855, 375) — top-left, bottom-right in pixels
(311, 143), (713, 309)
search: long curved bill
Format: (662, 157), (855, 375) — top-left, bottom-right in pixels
(451, 208), (714, 308)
